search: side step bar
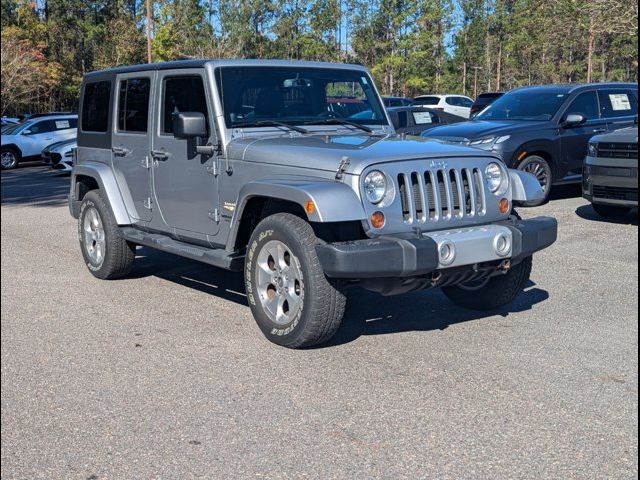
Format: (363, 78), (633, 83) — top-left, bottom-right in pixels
(121, 227), (244, 271)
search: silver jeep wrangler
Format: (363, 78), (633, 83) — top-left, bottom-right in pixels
(69, 60), (557, 348)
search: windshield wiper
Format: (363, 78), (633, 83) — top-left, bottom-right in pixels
(233, 120), (309, 134)
(304, 118), (373, 133)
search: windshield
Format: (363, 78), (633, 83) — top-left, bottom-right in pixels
(476, 90), (568, 121)
(1, 121), (30, 135)
(215, 67), (388, 129)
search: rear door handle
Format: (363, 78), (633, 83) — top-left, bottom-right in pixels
(151, 149), (169, 161)
(112, 146), (131, 157)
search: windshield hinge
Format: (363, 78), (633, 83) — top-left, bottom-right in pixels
(335, 155), (350, 181)
(208, 209), (220, 223)
(206, 161), (218, 176)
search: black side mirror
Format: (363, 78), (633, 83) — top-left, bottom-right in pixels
(172, 112), (207, 138)
(562, 113), (587, 128)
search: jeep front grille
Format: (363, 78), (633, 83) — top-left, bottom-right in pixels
(397, 168), (486, 223)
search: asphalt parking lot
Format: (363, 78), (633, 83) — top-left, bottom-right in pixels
(1, 164), (638, 479)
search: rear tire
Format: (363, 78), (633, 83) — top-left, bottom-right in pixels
(245, 213), (346, 348)
(592, 203), (632, 219)
(518, 155), (552, 206)
(78, 190), (135, 279)
(442, 256), (532, 310)
(1, 147), (20, 170)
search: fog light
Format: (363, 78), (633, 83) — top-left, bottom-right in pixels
(493, 233), (512, 257)
(499, 198), (510, 214)
(439, 240), (456, 265)
(370, 211), (385, 229)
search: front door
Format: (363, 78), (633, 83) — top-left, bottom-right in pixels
(151, 69), (220, 238)
(560, 90), (607, 178)
(112, 72), (154, 222)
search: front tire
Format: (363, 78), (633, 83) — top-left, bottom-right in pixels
(1, 148), (20, 170)
(518, 155), (553, 206)
(78, 190), (135, 279)
(245, 213), (346, 348)
(592, 203), (632, 219)
(442, 256), (532, 310)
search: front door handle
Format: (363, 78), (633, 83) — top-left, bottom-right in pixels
(151, 149), (169, 161)
(593, 128), (607, 134)
(112, 146), (131, 157)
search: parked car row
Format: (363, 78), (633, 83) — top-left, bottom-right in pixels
(1, 113), (77, 170)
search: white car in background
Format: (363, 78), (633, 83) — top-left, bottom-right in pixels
(413, 94), (475, 119)
(1, 114), (77, 170)
(42, 138), (76, 173)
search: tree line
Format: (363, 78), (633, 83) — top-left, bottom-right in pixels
(1, 0), (638, 116)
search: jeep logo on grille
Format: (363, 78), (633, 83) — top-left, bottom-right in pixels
(428, 160), (449, 169)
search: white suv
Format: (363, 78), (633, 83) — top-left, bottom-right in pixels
(1, 114), (77, 170)
(413, 95), (474, 119)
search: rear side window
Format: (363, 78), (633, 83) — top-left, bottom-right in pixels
(82, 81), (111, 132)
(445, 97), (459, 106)
(566, 91), (600, 120)
(118, 78), (151, 133)
(598, 90), (638, 119)
(412, 111), (437, 125)
(162, 76), (209, 134)
(460, 97), (473, 107)
(53, 118), (77, 130)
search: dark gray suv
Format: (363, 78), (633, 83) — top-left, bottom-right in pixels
(423, 83), (639, 205)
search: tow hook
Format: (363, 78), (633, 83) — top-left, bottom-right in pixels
(430, 272), (442, 286)
(498, 259), (511, 273)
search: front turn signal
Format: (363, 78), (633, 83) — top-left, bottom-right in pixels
(370, 211), (385, 229)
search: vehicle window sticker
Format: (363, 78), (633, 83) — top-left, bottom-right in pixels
(55, 120), (70, 129)
(609, 93), (631, 111)
(413, 111), (433, 124)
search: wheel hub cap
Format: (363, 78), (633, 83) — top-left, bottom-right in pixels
(1, 151), (16, 168)
(83, 207), (105, 265)
(256, 240), (303, 325)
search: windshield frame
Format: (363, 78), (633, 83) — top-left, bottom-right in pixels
(214, 66), (390, 131)
(475, 89), (570, 122)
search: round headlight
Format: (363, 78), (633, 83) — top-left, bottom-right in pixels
(485, 162), (505, 194)
(363, 170), (387, 204)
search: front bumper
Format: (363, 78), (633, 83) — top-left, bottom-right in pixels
(316, 216), (557, 279)
(582, 157), (638, 207)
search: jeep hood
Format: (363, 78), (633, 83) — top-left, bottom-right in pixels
(423, 120), (548, 141)
(227, 133), (497, 175)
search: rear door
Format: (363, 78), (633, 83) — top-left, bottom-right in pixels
(559, 90), (605, 177)
(151, 69), (220, 237)
(598, 88), (638, 132)
(112, 72), (154, 222)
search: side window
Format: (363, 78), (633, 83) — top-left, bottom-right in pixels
(82, 81), (111, 132)
(162, 76), (209, 135)
(396, 111), (408, 128)
(566, 91), (600, 120)
(118, 77), (151, 133)
(53, 118), (74, 130)
(598, 89), (638, 119)
(412, 111), (436, 125)
(25, 120), (56, 135)
(461, 98), (474, 108)
(445, 97), (458, 106)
